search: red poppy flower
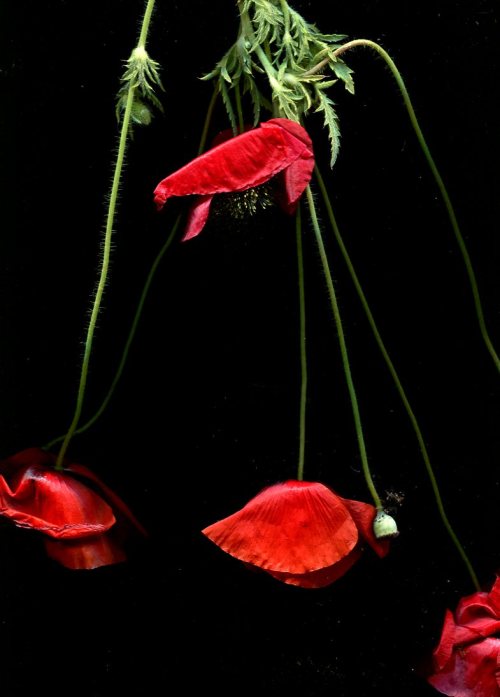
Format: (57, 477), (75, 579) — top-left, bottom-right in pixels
(427, 577), (500, 696)
(153, 118), (314, 241)
(202, 480), (391, 589)
(0, 447), (146, 570)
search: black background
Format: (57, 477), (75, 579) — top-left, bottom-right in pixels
(1, 1), (499, 695)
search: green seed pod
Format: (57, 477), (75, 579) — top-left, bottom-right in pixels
(373, 511), (399, 539)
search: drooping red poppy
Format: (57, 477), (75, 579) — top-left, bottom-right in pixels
(153, 118), (314, 241)
(202, 480), (391, 589)
(427, 576), (500, 696)
(0, 447), (146, 570)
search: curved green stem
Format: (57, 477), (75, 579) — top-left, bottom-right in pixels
(315, 166), (480, 590)
(332, 38), (500, 374)
(47, 86), (219, 453)
(295, 205), (307, 481)
(45, 216), (180, 451)
(306, 186), (382, 509)
(55, 0), (157, 469)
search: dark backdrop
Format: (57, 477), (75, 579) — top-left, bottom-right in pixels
(1, 1), (499, 695)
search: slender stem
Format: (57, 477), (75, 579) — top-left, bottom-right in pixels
(234, 82), (245, 133)
(138, 0), (156, 48)
(45, 216), (181, 450)
(315, 166), (480, 590)
(330, 39), (500, 374)
(46, 88), (219, 452)
(239, 2), (279, 83)
(295, 205), (307, 481)
(306, 186), (382, 509)
(55, 1), (156, 469)
(198, 86), (219, 155)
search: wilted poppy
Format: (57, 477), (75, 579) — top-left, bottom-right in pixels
(427, 576), (500, 696)
(0, 447), (146, 570)
(153, 118), (314, 240)
(202, 480), (391, 589)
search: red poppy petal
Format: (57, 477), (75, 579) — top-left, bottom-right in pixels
(269, 118), (315, 214)
(153, 119), (313, 208)
(0, 451), (116, 538)
(67, 463), (147, 537)
(267, 545), (363, 589)
(44, 534), (127, 570)
(339, 497), (390, 558)
(455, 578), (500, 636)
(182, 194), (214, 241)
(429, 637), (500, 697)
(202, 481), (358, 574)
(433, 610), (460, 670)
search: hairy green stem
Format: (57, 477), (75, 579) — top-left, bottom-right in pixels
(47, 82), (218, 452)
(306, 186), (382, 508)
(138, 0), (156, 48)
(46, 217), (180, 451)
(55, 0), (157, 469)
(315, 166), (480, 590)
(295, 205), (307, 481)
(331, 38), (500, 374)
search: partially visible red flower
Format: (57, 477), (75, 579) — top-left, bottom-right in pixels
(427, 576), (500, 696)
(202, 480), (391, 589)
(153, 118), (314, 241)
(0, 447), (146, 570)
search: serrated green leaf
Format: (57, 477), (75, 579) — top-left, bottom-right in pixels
(315, 91), (341, 167)
(331, 60), (355, 94)
(219, 77), (237, 133)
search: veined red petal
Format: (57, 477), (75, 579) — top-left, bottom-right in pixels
(183, 194), (215, 241)
(153, 119), (313, 209)
(455, 577), (500, 634)
(429, 637), (500, 697)
(340, 497), (390, 558)
(0, 462), (115, 539)
(202, 481), (358, 574)
(267, 545), (363, 589)
(67, 463), (147, 537)
(433, 609), (461, 671)
(44, 535), (127, 570)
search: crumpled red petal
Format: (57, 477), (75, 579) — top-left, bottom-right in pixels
(0, 447), (145, 570)
(428, 577), (500, 696)
(429, 637), (500, 697)
(202, 481), (359, 574)
(43, 534), (127, 570)
(0, 450), (115, 539)
(340, 497), (390, 558)
(154, 118), (314, 240)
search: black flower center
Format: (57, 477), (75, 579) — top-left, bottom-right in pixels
(212, 181), (275, 220)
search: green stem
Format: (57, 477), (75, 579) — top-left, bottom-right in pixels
(295, 205), (307, 481)
(239, 2), (279, 84)
(47, 86), (218, 452)
(46, 217), (180, 451)
(138, 0), (156, 49)
(332, 39), (500, 375)
(306, 186), (382, 509)
(234, 82), (245, 133)
(198, 86), (219, 155)
(55, 1), (156, 469)
(315, 166), (480, 590)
